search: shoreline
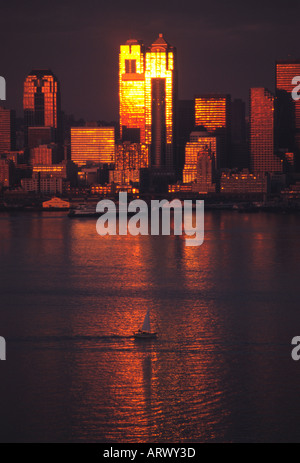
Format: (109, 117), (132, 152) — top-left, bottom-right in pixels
(0, 203), (300, 214)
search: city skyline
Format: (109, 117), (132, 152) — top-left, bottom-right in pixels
(3, 55), (298, 127)
(1, 45), (300, 196)
(1, 0), (300, 120)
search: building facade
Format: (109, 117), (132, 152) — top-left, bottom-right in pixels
(275, 60), (300, 156)
(0, 106), (15, 154)
(250, 88), (282, 173)
(183, 132), (217, 184)
(23, 69), (61, 145)
(119, 34), (177, 177)
(110, 142), (149, 185)
(21, 175), (65, 194)
(119, 39), (146, 143)
(27, 127), (54, 149)
(145, 34), (176, 171)
(71, 127), (115, 166)
(195, 94), (231, 168)
(0, 158), (14, 187)
(231, 98), (248, 169)
(30, 143), (61, 166)
(220, 170), (268, 196)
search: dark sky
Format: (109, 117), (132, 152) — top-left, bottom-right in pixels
(1, 0), (299, 120)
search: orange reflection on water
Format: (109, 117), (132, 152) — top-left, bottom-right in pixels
(65, 214), (230, 441)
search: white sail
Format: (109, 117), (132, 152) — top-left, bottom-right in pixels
(141, 309), (151, 332)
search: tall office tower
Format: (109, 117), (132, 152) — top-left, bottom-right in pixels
(119, 39), (146, 143)
(0, 106), (16, 154)
(231, 99), (246, 143)
(176, 100), (195, 179)
(23, 69), (61, 145)
(145, 34), (177, 171)
(195, 94), (231, 168)
(71, 127), (115, 166)
(183, 131), (217, 183)
(119, 34), (177, 191)
(275, 60), (300, 156)
(231, 99), (249, 169)
(250, 88), (282, 173)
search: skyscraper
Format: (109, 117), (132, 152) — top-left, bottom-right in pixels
(250, 88), (282, 173)
(119, 34), (177, 185)
(145, 34), (177, 171)
(23, 69), (61, 145)
(0, 106), (15, 154)
(231, 99), (246, 144)
(231, 99), (249, 169)
(275, 60), (300, 156)
(119, 39), (146, 143)
(194, 94), (231, 168)
(176, 100), (195, 178)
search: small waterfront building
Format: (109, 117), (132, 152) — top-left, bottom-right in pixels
(42, 197), (70, 209)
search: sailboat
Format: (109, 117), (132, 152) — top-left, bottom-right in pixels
(133, 309), (157, 339)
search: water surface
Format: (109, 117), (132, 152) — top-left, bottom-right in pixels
(0, 211), (300, 442)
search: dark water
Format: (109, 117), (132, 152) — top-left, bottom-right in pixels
(1, 211), (300, 442)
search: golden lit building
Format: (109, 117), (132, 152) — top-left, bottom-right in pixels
(145, 34), (176, 170)
(119, 34), (176, 172)
(169, 144), (216, 194)
(71, 127), (115, 166)
(183, 132), (217, 183)
(195, 94), (229, 131)
(23, 70), (61, 144)
(119, 39), (146, 143)
(276, 60), (300, 153)
(168, 131), (217, 194)
(250, 88), (282, 173)
(90, 184), (113, 196)
(195, 94), (230, 168)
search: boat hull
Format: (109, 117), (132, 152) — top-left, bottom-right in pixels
(133, 331), (157, 340)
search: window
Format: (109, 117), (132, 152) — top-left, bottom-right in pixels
(125, 60), (136, 74)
